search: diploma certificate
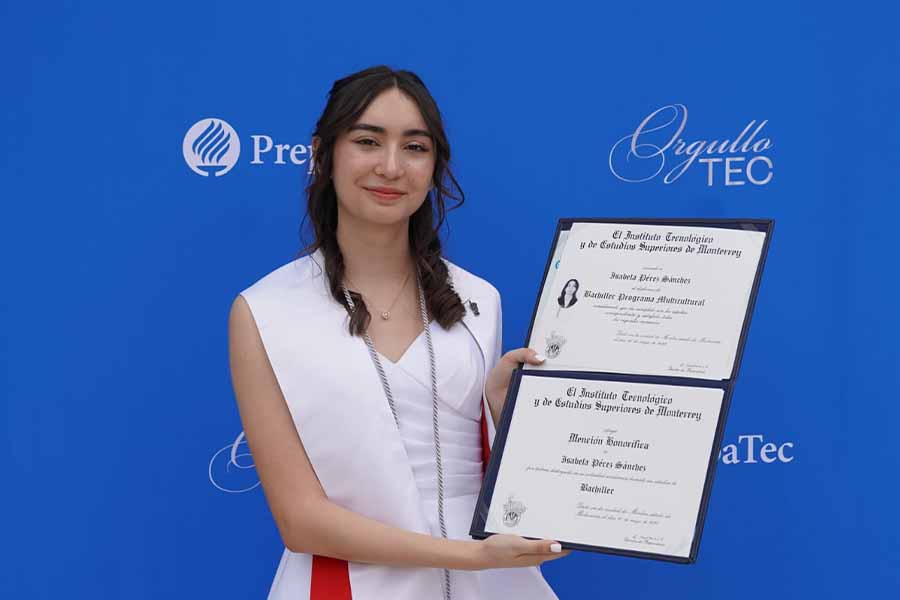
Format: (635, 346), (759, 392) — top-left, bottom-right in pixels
(526, 222), (766, 379)
(483, 373), (722, 559)
(471, 218), (773, 563)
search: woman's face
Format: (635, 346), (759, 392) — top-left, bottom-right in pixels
(330, 87), (436, 228)
(565, 280), (577, 294)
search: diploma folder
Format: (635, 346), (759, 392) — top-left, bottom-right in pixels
(470, 218), (774, 563)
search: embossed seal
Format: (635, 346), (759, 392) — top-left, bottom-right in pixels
(544, 330), (567, 359)
(503, 495), (528, 527)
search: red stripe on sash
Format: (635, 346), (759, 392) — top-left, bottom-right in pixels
(310, 555), (352, 599)
(481, 405), (491, 475)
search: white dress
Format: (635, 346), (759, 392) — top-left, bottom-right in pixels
(379, 319), (485, 597)
(376, 320), (556, 599)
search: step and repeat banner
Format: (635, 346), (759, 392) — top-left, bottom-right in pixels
(3, 2), (897, 598)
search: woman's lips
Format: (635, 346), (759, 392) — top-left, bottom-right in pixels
(364, 186), (405, 200)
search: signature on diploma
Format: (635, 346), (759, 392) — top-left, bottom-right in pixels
(667, 362), (709, 374)
(624, 534), (666, 547)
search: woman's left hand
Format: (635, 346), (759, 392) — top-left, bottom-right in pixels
(484, 348), (546, 426)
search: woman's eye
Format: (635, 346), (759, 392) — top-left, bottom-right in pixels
(353, 138), (428, 152)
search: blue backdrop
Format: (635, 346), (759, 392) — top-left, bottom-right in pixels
(3, 1), (898, 598)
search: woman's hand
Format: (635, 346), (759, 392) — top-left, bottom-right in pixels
(467, 534), (572, 570)
(484, 348), (546, 426)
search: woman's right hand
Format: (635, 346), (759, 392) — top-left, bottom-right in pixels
(468, 534), (572, 570)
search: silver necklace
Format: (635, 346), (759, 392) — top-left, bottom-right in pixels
(341, 277), (452, 600)
(345, 270), (412, 320)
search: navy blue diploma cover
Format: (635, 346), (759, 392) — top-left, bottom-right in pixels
(470, 218), (774, 563)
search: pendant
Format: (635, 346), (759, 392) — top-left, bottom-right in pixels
(381, 311), (390, 320)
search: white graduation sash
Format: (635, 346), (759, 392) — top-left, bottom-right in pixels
(241, 250), (556, 600)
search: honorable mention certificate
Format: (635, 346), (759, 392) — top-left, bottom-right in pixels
(526, 222), (766, 379)
(484, 374), (723, 558)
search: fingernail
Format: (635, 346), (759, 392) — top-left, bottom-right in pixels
(534, 354), (547, 363)
(550, 542), (562, 553)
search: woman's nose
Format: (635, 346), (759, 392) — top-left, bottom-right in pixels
(376, 146), (405, 178)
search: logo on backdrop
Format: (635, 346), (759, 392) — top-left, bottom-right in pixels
(208, 430), (794, 494)
(208, 431), (260, 493)
(718, 433), (794, 464)
(183, 117), (314, 177)
(183, 118), (241, 177)
(609, 104), (774, 186)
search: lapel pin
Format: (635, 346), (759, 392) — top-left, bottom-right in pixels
(467, 299), (480, 316)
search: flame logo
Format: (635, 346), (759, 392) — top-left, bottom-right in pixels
(183, 118), (241, 177)
(193, 120), (231, 164)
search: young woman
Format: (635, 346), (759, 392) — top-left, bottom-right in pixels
(229, 66), (569, 600)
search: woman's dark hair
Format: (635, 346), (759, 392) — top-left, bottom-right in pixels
(297, 65), (467, 335)
(557, 279), (579, 307)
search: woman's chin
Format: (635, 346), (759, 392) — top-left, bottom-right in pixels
(366, 203), (414, 223)
(362, 198), (426, 226)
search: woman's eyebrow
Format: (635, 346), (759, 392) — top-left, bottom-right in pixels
(348, 123), (432, 138)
